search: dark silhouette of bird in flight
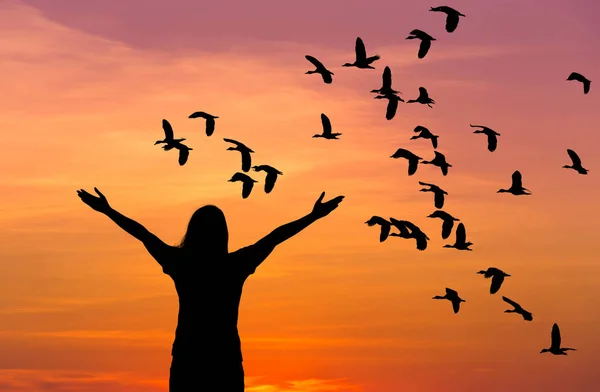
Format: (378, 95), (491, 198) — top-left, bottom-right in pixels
(389, 218), (429, 251)
(391, 148), (422, 176)
(155, 119), (193, 166)
(498, 171), (531, 195)
(189, 111), (219, 136)
(502, 296), (533, 321)
(374, 92), (404, 120)
(407, 87), (435, 107)
(429, 6), (465, 33)
(421, 151), (452, 176)
(365, 216), (392, 242)
(443, 222), (472, 251)
(314, 113), (341, 139)
(305, 55), (334, 84)
(419, 181), (447, 209)
(411, 125), (439, 149)
(433, 288), (465, 314)
(342, 37), (380, 69)
(371, 66), (400, 95)
(541, 324), (576, 355)
(427, 210), (459, 239)
(229, 172), (257, 199)
(224, 138), (255, 172)
(252, 165), (283, 193)
(563, 149), (588, 175)
(567, 72), (591, 94)
(406, 30), (436, 59)
(470, 124), (500, 152)
(477, 267), (510, 294)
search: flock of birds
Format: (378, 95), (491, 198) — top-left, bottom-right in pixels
(152, 5), (590, 355)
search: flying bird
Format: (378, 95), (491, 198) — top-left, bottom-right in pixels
(471, 124), (500, 152)
(365, 216), (392, 242)
(342, 37), (380, 69)
(252, 165), (283, 193)
(433, 288), (465, 314)
(443, 222), (473, 251)
(305, 55), (334, 84)
(411, 125), (439, 149)
(155, 119), (193, 166)
(406, 29), (436, 59)
(540, 324), (576, 355)
(391, 148), (422, 176)
(427, 210), (459, 239)
(421, 151), (452, 176)
(224, 138), (255, 172)
(371, 66), (400, 95)
(419, 181), (448, 209)
(374, 92), (404, 120)
(477, 267), (510, 294)
(429, 6), (465, 33)
(229, 172), (258, 199)
(189, 111), (219, 136)
(407, 87), (435, 107)
(567, 72), (591, 94)
(314, 113), (342, 139)
(498, 170), (531, 195)
(389, 218), (429, 251)
(502, 296), (533, 321)
(563, 149), (588, 175)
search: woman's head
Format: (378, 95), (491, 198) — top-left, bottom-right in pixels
(179, 205), (229, 256)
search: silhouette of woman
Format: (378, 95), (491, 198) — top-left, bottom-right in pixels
(76, 187), (345, 391)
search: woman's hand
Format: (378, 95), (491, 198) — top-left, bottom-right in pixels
(310, 191), (345, 219)
(77, 187), (111, 214)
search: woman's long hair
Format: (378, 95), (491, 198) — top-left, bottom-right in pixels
(178, 205), (229, 257)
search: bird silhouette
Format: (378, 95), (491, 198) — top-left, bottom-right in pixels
(411, 125), (439, 149)
(305, 55), (334, 84)
(407, 87), (435, 107)
(427, 210), (459, 239)
(365, 216), (392, 242)
(406, 30), (436, 59)
(421, 151), (452, 176)
(371, 66), (401, 95)
(502, 296), (533, 321)
(443, 222), (472, 251)
(433, 288), (465, 314)
(429, 6), (465, 33)
(563, 149), (588, 175)
(389, 218), (429, 251)
(314, 113), (341, 139)
(540, 324), (576, 355)
(567, 72), (591, 94)
(224, 138), (255, 172)
(155, 119), (193, 166)
(188, 111), (219, 136)
(228, 172), (258, 199)
(419, 181), (448, 209)
(498, 171), (531, 195)
(342, 37), (380, 69)
(390, 148), (422, 176)
(374, 92), (404, 120)
(470, 124), (500, 152)
(252, 165), (283, 193)
(477, 267), (510, 294)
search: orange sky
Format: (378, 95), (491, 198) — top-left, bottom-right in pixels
(1, 0), (600, 391)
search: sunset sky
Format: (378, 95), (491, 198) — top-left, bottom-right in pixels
(1, 0), (600, 390)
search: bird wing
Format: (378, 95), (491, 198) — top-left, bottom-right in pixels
(382, 66), (392, 89)
(490, 275), (505, 294)
(419, 87), (428, 97)
(408, 158), (419, 175)
(355, 37), (367, 61)
(241, 151), (252, 172)
(441, 219), (453, 239)
(446, 12), (460, 33)
(551, 323), (561, 349)
(414, 125), (429, 134)
(386, 98), (398, 120)
(567, 149), (581, 166)
(162, 119), (174, 140)
(452, 299), (460, 314)
(512, 171), (523, 189)
(206, 118), (216, 136)
(583, 80), (591, 94)
(431, 136), (438, 149)
(502, 296), (520, 309)
(305, 55), (324, 68)
(322, 72), (333, 84)
(380, 223), (391, 242)
(177, 146), (189, 166)
(567, 72), (583, 82)
(446, 287), (458, 296)
(419, 181), (433, 187)
(189, 111), (208, 119)
(418, 40), (431, 59)
(455, 223), (466, 244)
(488, 134), (498, 152)
(434, 191), (444, 209)
(415, 234), (428, 251)
(223, 138), (241, 147)
(321, 113), (332, 135)
(264, 172), (277, 193)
